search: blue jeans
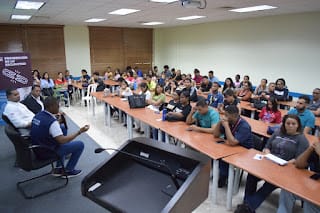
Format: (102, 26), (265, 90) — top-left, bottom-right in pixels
(244, 174), (277, 211)
(56, 141), (84, 171)
(60, 124), (68, 136)
(219, 160), (229, 178)
(152, 128), (165, 142)
(277, 190), (320, 213)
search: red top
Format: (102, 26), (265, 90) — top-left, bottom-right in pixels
(54, 78), (67, 85)
(193, 75), (203, 84)
(259, 107), (282, 124)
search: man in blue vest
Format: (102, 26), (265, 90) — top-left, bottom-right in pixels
(31, 96), (89, 178)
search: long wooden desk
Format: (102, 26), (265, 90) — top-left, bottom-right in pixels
(223, 149), (320, 209)
(103, 79), (119, 93)
(91, 91), (249, 208)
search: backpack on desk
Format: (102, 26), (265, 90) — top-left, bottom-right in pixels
(128, 94), (146, 109)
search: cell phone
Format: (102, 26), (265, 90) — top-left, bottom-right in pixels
(216, 140), (225, 144)
(310, 173), (320, 180)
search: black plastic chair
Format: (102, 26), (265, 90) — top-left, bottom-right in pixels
(4, 124), (68, 199)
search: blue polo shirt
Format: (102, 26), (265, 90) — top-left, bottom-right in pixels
(206, 92), (224, 108)
(193, 108), (220, 128)
(288, 108), (315, 130)
(220, 117), (253, 149)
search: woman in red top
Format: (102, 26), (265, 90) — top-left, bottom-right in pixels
(54, 72), (67, 87)
(54, 72), (69, 107)
(259, 97), (282, 123)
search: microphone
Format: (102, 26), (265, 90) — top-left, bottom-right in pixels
(94, 147), (181, 195)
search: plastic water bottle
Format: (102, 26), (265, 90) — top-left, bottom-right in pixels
(162, 108), (167, 121)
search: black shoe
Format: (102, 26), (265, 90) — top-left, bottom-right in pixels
(218, 177), (227, 188)
(234, 203), (255, 213)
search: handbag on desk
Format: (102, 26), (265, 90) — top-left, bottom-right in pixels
(128, 94), (146, 109)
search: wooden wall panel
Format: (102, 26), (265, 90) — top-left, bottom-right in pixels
(0, 25), (23, 53)
(0, 24), (66, 79)
(89, 27), (124, 75)
(23, 25), (66, 79)
(89, 27), (153, 75)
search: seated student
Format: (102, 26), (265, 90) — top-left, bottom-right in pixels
(164, 79), (178, 96)
(193, 68), (203, 85)
(218, 89), (241, 114)
(31, 97), (89, 177)
(258, 97), (282, 124)
(208, 70), (219, 83)
(288, 95), (315, 134)
(135, 82), (152, 134)
(234, 74), (241, 89)
(148, 84), (166, 110)
(235, 114), (309, 213)
(254, 78), (268, 96)
(89, 71), (105, 92)
(277, 141), (320, 213)
(146, 74), (157, 92)
(118, 80), (133, 98)
(240, 75), (253, 91)
(252, 82), (276, 101)
(40, 72), (55, 96)
(166, 91), (192, 122)
(174, 69), (182, 82)
(206, 82), (224, 108)
(21, 85), (44, 114)
(199, 76), (212, 95)
(33, 69), (41, 85)
(185, 99), (220, 134)
(307, 88), (320, 117)
(113, 68), (121, 81)
(182, 78), (198, 102)
(237, 82), (252, 101)
(80, 69), (90, 84)
(222, 77), (235, 93)
(274, 78), (289, 101)
(213, 105), (253, 187)
(54, 72), (69, 106)
(64, 70), (74, 101)
(3, 89), (34, 129)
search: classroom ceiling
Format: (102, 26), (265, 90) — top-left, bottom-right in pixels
(1, 0), (320, 28)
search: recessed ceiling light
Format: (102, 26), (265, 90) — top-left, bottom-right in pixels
(15, 1), (45, 10)
(150, 0), (178, 3)
(142, 22), (164, 26)
(109, 9), (140, 16)
(177, 15), (206, 21)
(85, 18), (106, 23)
(229, 5), (277, 13)
(11, 15), (32, 20)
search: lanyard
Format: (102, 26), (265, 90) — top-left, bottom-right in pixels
(231, 118), (241, 134)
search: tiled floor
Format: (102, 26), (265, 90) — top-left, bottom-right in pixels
(62, 99), (302, 213)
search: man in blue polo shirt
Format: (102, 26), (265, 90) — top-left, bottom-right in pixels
(213, 105), (253, 187)
(31, 96), (89, 178)
(288, 95), (315, 134)
(206, 82), (224, 108)
(186, 99), (220, 134)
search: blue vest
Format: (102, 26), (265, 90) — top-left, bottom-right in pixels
(31, 111), (58, 158)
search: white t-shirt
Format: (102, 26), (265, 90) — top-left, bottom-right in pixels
(3, 101), (34, 128)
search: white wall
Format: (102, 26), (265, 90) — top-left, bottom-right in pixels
(154, 12), (320, 94)
(64, 26), (91, 77)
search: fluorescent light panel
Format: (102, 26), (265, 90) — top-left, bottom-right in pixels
(11, 15), (31, 20)
(150, 0), (178, 3)
(142, 22), (164, 26)
(15, 1), (45, 10)
(229, 5), (277, 13)
(109, 9), (140, 15)
(177, 15), (205, 20)
(85, 18), (106, 23)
